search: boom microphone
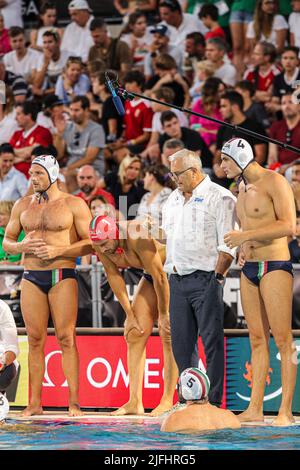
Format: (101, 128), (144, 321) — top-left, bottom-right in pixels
(105, 72), (125, 116)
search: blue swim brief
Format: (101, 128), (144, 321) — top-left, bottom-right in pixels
(23, 268), (77, 294)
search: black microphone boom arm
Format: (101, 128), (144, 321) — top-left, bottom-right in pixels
(115, 85), (300, 156)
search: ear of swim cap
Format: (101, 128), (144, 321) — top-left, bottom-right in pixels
(89, 215), (120, 242)
(177, 367), (210, 402)
(221, 138), (254, 171)
(0, 392), (9, 421)
(31, 155), (59, 185)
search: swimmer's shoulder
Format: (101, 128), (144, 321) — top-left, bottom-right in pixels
(12, 195), (35, 212)
(262, 168), (293, 192)
(61, 193), (92, 213)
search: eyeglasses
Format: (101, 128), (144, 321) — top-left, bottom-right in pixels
(73, 131), (81, 146)
(168, 167), (194, 181)
(286, 130), (292, 144)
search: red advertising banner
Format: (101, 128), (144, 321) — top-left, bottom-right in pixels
(40, 335), (226, 409)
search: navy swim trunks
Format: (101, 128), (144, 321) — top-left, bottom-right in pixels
(242, 261), (293, 287)
(23, 268), (77, 294)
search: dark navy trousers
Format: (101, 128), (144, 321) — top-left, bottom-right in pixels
(169, 270), (224, 406)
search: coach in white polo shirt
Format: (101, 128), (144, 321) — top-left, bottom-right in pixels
(162, 149), (237, 406)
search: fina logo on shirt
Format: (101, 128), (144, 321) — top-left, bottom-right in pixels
(194, 197), (204, 202)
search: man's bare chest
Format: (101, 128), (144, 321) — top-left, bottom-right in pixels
(237, 185), (273, 220)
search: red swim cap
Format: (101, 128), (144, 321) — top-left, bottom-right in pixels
(89, 215), (120, 242)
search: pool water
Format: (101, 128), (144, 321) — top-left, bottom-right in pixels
(0, 419), (300, 450)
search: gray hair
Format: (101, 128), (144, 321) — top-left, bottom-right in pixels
(162, 138), (185, 152)
(169, 149), (203, 171)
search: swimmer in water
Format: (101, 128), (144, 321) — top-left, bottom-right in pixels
(3, 155), (93, 417)
(221, 137), (297, 426)
(161, 367), (241, 433)
(89, 215), (178, 416)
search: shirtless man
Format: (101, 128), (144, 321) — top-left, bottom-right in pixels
(3, 155), (92, 417)
(89, 215), (178, 416)
(221, 137), (297, 426)
(161, 368), (241, 433)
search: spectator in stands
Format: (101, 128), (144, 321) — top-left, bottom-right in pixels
(88, 18), (132, 75)
(61, 0), (94, 63)
(229, 0), (255, 76)
(120, 11), (152, 72)
(0, 88), (19, 145)
(289, 0), (300, 50)
(89, 194), (116, 219)
(159, 111), (214, 171)
(268, 46), (300, 114)
(144, 24), (184, 79)
(235, 80), (270, 129)
(0, 13), (11, 55)
(190, 77), (223, 153)
(213, 91), (267, 183)
(55, 56), (91, 105)
(244, 41), (280, 104)
(10, 102), (53, 178)
(0, 58), (29, 105)
(76, 165), (115, 207)
(189, 60), (216, 104)
(136, 164), (172, 230)
(145, 53), (189, 107)
(33, 30), (71, 97)
(141, 86), (188, 162)
(112, 70), (153, 163)
(199, 3), (226, 41)
(91, 71), (123, 144)
(0, 200), (25, 265)
(36, 94), (66, 138)
(4, 27), (41, 84)
(0, 0), (23, 28)
(30, 1), (63, 52)
(183, 31), (206, 84)
(268, 93), (300, 168)
(205, 37), (237, 87)
(158, 0), (207, 49)
(57, 95), (106, 191)
(161, 137), (184, 167)
(0, 144), (28, 201)
(103, 154), (146, 220)
(246, 0), (288, 56)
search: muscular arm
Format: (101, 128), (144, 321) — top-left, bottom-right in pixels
(95, 250), (134, 318)
(134, 238), (169, 317)
(3, 200), (25, 254)
(244, 175), (296, 242)
(215, 252), (234, 277)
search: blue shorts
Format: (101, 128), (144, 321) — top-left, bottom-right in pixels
(23, 268), (77, 294)
(242, 261), (293, 287)
(229, 10), (253, 24)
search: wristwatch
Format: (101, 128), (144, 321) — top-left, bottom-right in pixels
(215, 272), (225, 283)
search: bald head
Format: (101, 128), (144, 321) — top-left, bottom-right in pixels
(77, 165), (98, 194)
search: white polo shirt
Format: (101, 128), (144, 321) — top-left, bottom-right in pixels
(61, 16), (95, 63)
(162, 175), (237, 275)
(0, 300), (19, 362)
(160, 13), (208, 49)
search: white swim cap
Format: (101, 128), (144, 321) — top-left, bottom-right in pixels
(221, 138), (254, 171)
(0, 392), (9, 421)
(177, 367), (210, 402)
(32, 155), (59, 185)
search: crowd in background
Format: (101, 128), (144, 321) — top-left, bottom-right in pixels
(2, 0), (300, 314)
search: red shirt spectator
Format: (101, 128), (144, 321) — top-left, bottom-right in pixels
(124, 99), (153, 141)
(10, 102), (53, 178)
(77, 188), (115, 207)
(269, 119), (300, 164)
(205, 27), (226, 41)
(244, 65), (280, 92)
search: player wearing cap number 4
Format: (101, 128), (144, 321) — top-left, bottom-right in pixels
(221, 138), (297, 427)
(3, 155), (93, 417)
(160, 368), (241, 433)
(89, 215), (178, 416)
